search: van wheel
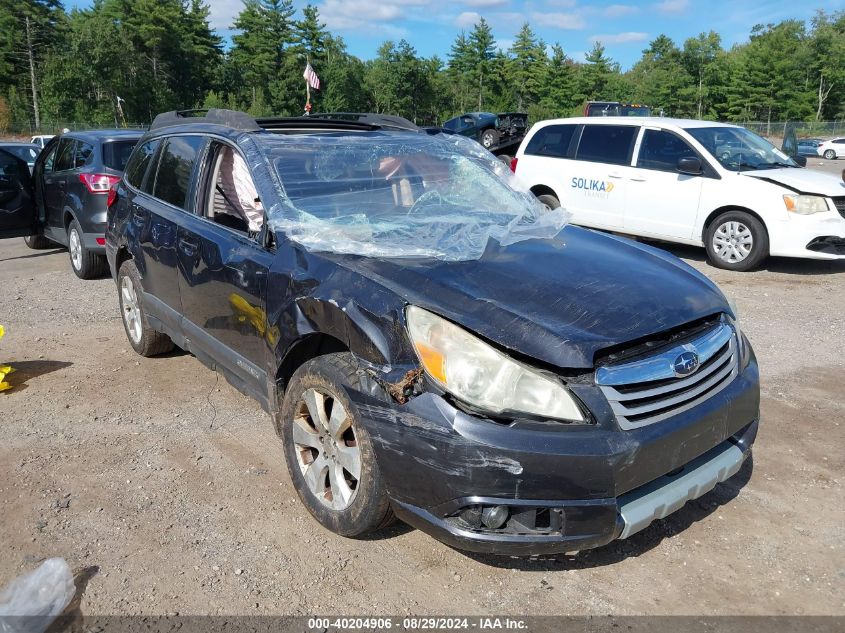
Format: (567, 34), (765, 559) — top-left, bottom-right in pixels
(23, 234), (54, 249)
(481, 129), (499, 149)
(68, 219), (107, 279)
(117, 260), (175, 357)
(536, 194), (561, 209)
(705, 211), (768, 271)
(280, 353), (394, 537)
(823, 149), (836, 160)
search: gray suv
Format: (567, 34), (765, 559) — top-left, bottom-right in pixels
(22, 130), (141, 278)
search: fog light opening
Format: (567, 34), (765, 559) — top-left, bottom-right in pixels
(481, 505), (509, 530)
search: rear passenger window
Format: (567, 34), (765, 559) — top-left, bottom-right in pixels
(53, 139), (76, 172)
(575, 125), (637, 166)
(152, 136), (205, 209)
(124, 140), (159, 189)
(524, 124), (577, 158)
(637, 129), (698, 172)
(104, 140), (139, 171)
(74, 142), (94, 168)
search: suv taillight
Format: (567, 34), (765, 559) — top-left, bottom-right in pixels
(79, 173), (120, 194)
(107, 182), (119, 208)
(510, 157), (518, 173)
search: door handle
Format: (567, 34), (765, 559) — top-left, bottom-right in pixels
(630, 177), (647, 182)
(608, 173), (623, 179)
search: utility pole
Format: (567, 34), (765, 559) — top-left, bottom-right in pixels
(25, 16), (41, 130)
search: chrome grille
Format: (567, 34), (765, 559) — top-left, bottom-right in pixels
(831, 197), (845, 220)
(596, 322), (738, 430)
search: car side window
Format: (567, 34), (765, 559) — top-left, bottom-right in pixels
(53, 139), (76, 172)
(152, 136), (205, 209)
(575, 125), (638, 166)
(201, 141), (264, 236)
(524, 124), (577, 158)
(41, 142), (58, 172)
(124, 139), (161, 190)
(637, 129), (698, 172)
(74, 142), (94, 168)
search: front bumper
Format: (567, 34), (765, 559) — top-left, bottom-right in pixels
(768, 211), (845, 259)
(351, 358), (759, 556)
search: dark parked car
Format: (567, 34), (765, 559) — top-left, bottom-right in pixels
(97, 109), (760, 555)
(0, 142), (41, 174)
(0, 129), (141, 278)
(442, 112), (528, 156)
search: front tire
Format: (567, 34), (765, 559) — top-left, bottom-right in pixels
(823, 149), (836, 160)
(117, 260), (175, 357)
(705, 211), (769, 271)
(280, 353), (394, 537)
(68, 219), (107, 279)
(536, 193), (561, 209)
(481, 129), (499, 149)
(23, 234), (55, 249)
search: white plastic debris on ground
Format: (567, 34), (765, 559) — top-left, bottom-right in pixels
(0, 558), (75, 633)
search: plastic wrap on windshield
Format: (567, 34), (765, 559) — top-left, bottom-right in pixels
(254, 131), (569, 261)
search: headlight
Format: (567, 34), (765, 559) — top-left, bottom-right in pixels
(405, 306), (585, 422)
(783, 194), (829, 215)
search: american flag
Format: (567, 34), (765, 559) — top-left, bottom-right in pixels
(303, 63), (320, 90)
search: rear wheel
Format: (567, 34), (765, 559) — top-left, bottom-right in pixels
(280, 352), (394, 537)
(68, 219), (107, 279)
(117, 260), (175, 357)
(705, 211), (769, 271)
(536, 193), (561, 209)
(23, 234), (54, 249)
(480, 129), (499, 149)
(823, 149), (836, 160)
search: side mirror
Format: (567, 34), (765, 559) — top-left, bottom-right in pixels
(794, 155), (807, 167)
(677, 157), (702, 175)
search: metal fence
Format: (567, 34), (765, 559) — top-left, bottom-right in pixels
(735, 120), (845, 141)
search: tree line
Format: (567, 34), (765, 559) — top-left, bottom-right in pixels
(1, 0), (843, 133)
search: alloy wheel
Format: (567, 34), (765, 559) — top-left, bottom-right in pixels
(712, 220), (753, 263)
(292, 388), (361, 511)
(69, 229), (82, 271)
(120, 276), (143, 344)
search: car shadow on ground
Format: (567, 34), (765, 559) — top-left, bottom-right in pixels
(640, 239), (845, 275)
(0, 247), (65, 262)
(453, 455), (754, 571)
(1, 360), (72, 394)
(45, 565), (99, 633)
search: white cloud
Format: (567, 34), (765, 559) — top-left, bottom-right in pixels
(654, 0), (690, 14)
(528, 11), (585, 29)
(317, 0), (430, 31)
(455, 11), (482, 28)
(206, 0), (243, 30)
(464, 0), (509, 7)
(589, 31), (649, 43)
(603, 4), (638, 18)
(544, 0), (577, 7)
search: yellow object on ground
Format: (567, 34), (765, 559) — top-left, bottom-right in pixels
(0, 324), (12, 391)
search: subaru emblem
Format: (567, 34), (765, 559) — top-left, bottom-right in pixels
(673, 351), (700, 377)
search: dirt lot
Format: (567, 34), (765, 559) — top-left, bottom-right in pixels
(0, 228), (843, 616)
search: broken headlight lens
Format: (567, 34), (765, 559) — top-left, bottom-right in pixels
(783, 194), (829, 215)
(406, 306), (585, 422)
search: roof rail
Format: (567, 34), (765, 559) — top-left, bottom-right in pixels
(149, 108), (261, 132)
(256, 117), (383, 132)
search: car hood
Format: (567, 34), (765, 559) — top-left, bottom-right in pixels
(328, 226), (729, 369)
(743, 167), (845, 197)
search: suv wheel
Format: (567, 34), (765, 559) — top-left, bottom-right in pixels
(823, 149), (836, 160)
(117, 260), (175, 357)
(280, 353), (394, 537)
(481, 129), (499, 149)
(68, 219), (107, 279)
(705, 211), (769, 271)
(23, 234), (54, 249)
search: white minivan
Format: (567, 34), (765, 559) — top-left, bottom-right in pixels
(512, 117), (845, 270)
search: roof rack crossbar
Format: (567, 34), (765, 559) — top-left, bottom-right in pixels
(150, 108), (261, 132)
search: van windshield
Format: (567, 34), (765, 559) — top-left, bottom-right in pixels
(260, 132), (568, 261)
(685, 126), (798, 172)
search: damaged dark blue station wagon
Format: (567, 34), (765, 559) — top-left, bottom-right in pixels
(106, 109), (759, 555)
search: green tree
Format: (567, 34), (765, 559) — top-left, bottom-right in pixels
(579, 42), (617, 101)
(467, 17), (496, 110)
(506, 23), (548, 112)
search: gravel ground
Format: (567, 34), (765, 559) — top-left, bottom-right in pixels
(0, 220), (843, 616)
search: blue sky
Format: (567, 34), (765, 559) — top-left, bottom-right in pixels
(67, 0), (844, 69)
